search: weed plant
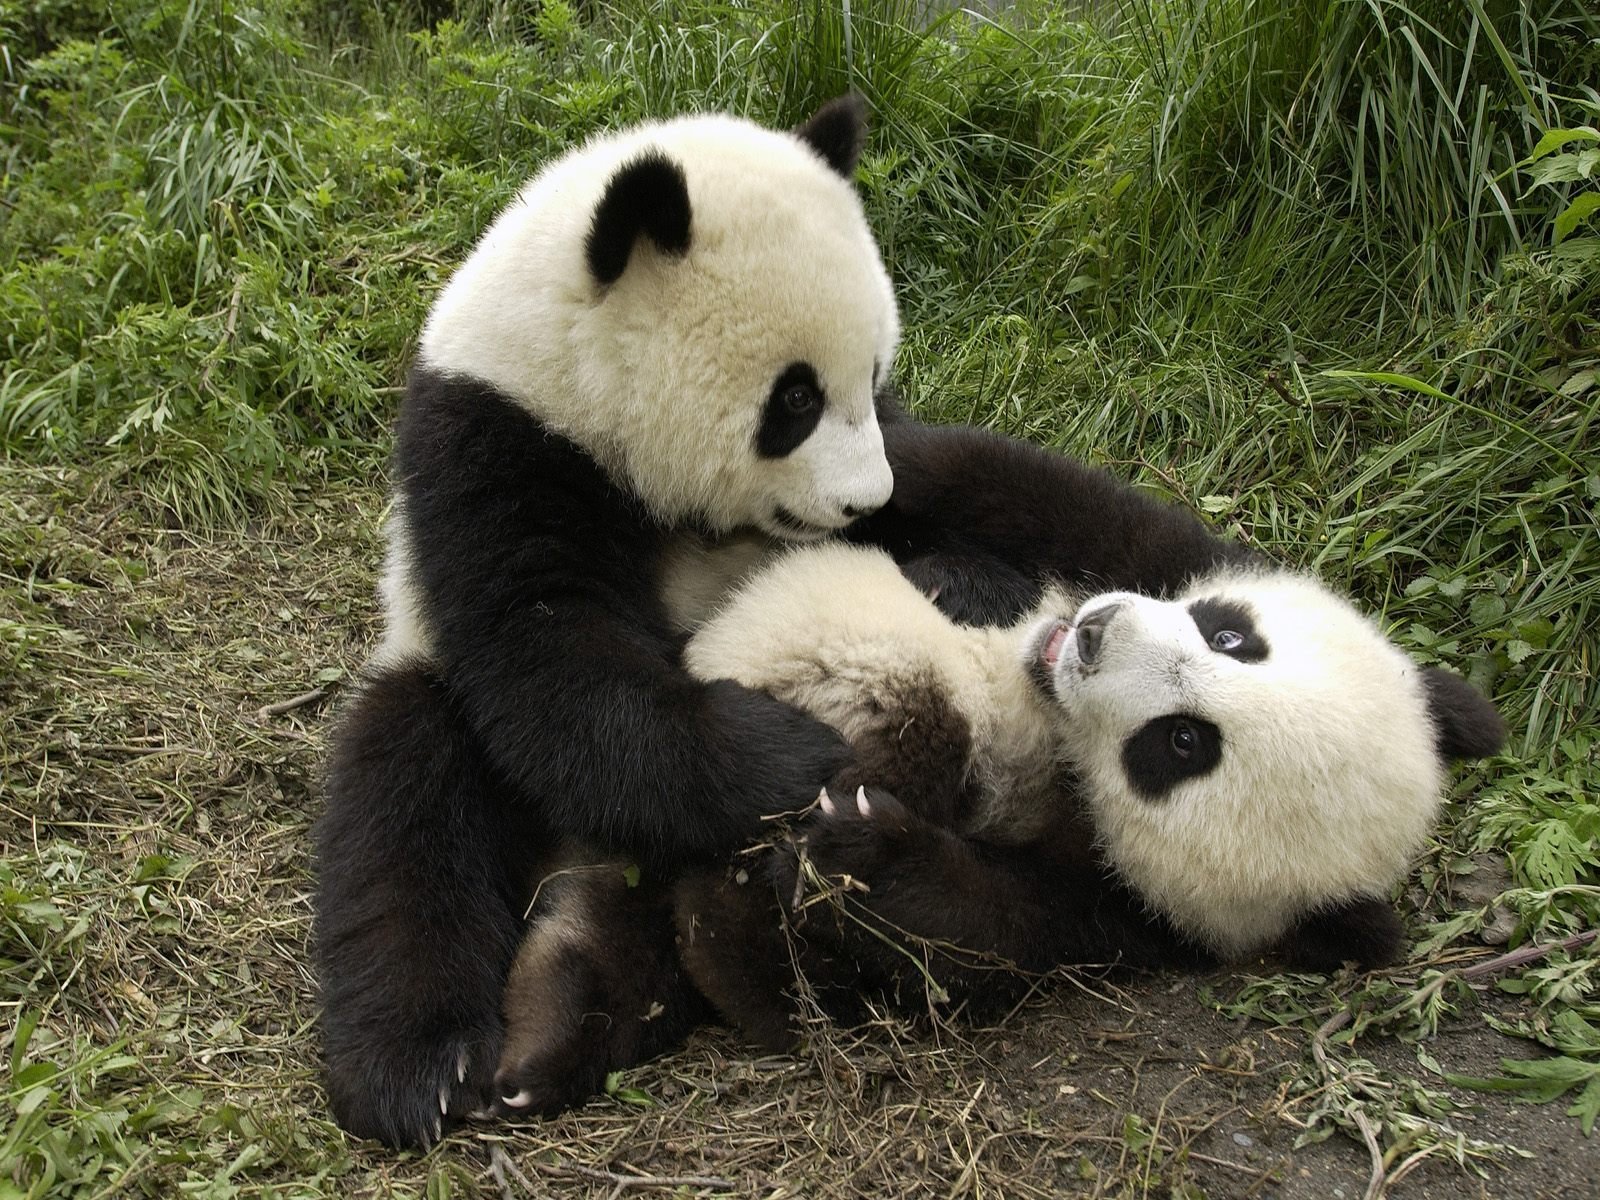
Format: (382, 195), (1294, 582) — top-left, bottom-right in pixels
(2, 0), (1598, 1194)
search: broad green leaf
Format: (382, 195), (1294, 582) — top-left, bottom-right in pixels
(1555, 193), (1600, 243)
(1523, 126), (1600, 164)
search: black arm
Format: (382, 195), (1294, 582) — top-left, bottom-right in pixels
(775, 793), (1208, 1008)
(852, 419), (1255, 623)
(395, 368), (849, 866)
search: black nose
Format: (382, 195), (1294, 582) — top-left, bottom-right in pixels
(1076, 603), (1121, 665)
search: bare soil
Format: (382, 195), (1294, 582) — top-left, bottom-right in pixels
(3, 463), (1594, 1199)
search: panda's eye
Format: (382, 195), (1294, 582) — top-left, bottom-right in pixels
(1211, 629), (1244, 652)
(783, 384), (821, 415)
(1169, 721), (1197, 759)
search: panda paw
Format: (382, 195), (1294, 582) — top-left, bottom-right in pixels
(325, 1022), (501, 1150)
(817, 784), (908, 825)
(492, 1042), (602, 1120)
(780, 785), (924, 905)
(701, 681), (852, 839)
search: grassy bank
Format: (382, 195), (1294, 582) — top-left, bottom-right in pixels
(3, 0), (1598, 1195)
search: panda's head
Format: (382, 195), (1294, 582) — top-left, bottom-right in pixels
(418, 97), (898, 540)
(1027, 567), (1505, 959)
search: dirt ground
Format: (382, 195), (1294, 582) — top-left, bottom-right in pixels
(3, 462), (1596, 1198)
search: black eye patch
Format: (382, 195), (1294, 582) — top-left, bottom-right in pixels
(1122, 714), (1223, 801)
(1188, 597), (1269, 662)
(755, 362), (826, 459)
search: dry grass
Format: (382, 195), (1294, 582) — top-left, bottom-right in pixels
(6, 460), (1596, 1198)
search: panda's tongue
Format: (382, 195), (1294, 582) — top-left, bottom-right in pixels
(1042, 623), (1070, 668)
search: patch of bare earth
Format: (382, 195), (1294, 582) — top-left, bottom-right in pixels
(2, 462), (1594, 1198)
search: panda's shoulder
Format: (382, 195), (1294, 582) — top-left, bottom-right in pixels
(392, 366), (675, 588)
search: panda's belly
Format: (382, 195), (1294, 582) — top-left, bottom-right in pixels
(657, 530), (786, 634)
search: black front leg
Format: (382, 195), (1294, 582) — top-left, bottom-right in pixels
(852, 420), (1255, 620)
(777, 790), (1208, 1008)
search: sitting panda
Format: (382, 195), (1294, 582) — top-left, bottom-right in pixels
(315, 97), (906, 1148)
(491, 422), (1504, 1102)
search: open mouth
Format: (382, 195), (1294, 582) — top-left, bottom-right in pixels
(1025, 616), (1075, 700)
(1040, 620), (1072, 669)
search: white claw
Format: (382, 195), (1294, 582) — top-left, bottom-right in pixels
(439, 1086), (449, 1115)
(856, 786), (872, 819)
(457, 1051), (468, 1084)
(818, 787), (837, 817)
(502, 1088), (534, 1110)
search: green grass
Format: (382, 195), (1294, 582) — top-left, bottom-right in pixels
(2, 0), (1598, 1195)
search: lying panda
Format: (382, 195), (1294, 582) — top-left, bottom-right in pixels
(670, 541), (1505, 1046)
(490, 425), (1504, 1102)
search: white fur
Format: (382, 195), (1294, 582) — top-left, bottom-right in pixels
(688, 546), (1453, 959)
(1037, 568), (1444, 956)
(419, 112), (899, 536)
(657, 530), (784, 634)
(372, 501), (433, 668)
(684, 543), (1065, 844)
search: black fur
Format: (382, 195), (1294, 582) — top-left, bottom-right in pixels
(494, 860), (709, 1116)
(678, 792), (1208, 1050)
(390, 366), (848, 864)
(1120, 714), (1224, 800)
(315, 663), (534, 1147)
(1277, 895), (1406, 971)
(1188, 597), (1268, 661)
(756, 362), (826, 458)
(850, 420), (1257, 625)
(900, 552), (1040, 628)
(793, 92), (868, 177)
(1421, 665), (1507, 760)
(316, 367), (849, 1147)
(585, 152), (692, 285)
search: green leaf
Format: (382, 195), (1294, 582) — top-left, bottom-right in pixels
(1452, 1056), (1600, 1133)
(1517, 618), (1555, 649)
(1523, 126), (1600, 164)
(1320, 368), (1452, 401)
(134, 854), (174, 883)
(1555, 193), (1600, 243)
(10, 1009), (40, 1080)
(1570, 1074), (1600, 1134)
(1528, 152), (1599, 187)
(1404, 574), (1439, 597)
(1559, 368), (1598, 398)
(621, 864), (641, 888)
(1469, 593), (1506, 626)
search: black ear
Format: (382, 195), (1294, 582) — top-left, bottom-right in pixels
(1279, 895), (1405, 972)
(585, 152), (692, 285)
(794, 93), (868, 178)
(1421, 667), (1506, 761)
